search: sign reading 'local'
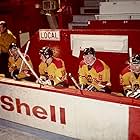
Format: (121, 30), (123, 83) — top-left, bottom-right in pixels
(39, 29), (60, 41)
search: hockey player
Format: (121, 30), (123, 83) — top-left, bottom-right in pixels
(0, 21), (16, 77)
(38, 46), (68, 87)
(120, 54), (140, 98)
(78, 47), (111, 93)
(8, 43), (33, 81)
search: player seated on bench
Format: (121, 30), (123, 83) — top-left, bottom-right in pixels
(78, 47), (111, 93)
(37, 46), (68, 87)
(8, 43), (34, 81)
(120, 54), (140, 98)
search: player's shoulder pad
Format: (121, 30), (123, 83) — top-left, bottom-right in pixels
(79, 60), (85, 68)
(121, 65), (131, 76)
(93, 59), (104, 73)
(52, 58), (63, 68)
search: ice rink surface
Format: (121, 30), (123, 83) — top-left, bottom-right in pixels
(0, 125), (77, 140)
(0, 119), (77, 140)
(0, 126), (47, 140)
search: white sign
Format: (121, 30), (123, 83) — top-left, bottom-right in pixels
(70, 34), (128, 57)
(19, 32), (30, 47)
(0, 78), (130, 140)
(39, 29), (60, 41)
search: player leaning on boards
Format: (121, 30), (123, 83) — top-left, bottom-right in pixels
(78, 47), (111, 93)
(37, 46), (68, 87)
(8, 43), (34, 81)
(120, 54), (140, 98)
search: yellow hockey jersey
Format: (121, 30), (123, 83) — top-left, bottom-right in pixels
(120, 65), (140, 91)
(0, 30), (16, 53)
(78, 59), (111, 91)
(39, 57), (67, 85)
(8, 54), (33, 79)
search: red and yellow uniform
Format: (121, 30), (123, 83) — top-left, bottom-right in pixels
(120, 65), (140, 91)
(78, 59), (111, 91)
(0, 30), (16, 53)
(39, 57), (67, 85)
(8, 55), (33, 79)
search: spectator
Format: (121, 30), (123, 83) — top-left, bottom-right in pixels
(78, 47), (111, 93)
(0, 21), (16, 77)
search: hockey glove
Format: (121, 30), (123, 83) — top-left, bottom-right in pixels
(11, 69), (20, 80)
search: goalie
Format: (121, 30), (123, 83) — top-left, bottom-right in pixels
(120, 54), (140, 98)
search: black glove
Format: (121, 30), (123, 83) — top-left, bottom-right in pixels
(133, 84), (139, 91)
(11, 69), (20, 80)
(124, 89), (133, 97)
(133, 89), (140, 98)
(55, 81), (68, 88)
(86, 85), (97, 91)
(100, 86), (111, 93)
(79, 84), (87, 90)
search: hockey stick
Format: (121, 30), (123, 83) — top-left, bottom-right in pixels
(19, 41), (30, 73)
(129, 47), (132, 63)
(69, 73), (80, 89)
(69, 73), (84, 95)
(17, 48), (41, 84)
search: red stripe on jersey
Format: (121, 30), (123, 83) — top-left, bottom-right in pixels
(121, 65), (131, 76)
(79, 60), (85, 68)
(52, 58), (63, 68)
(93, 59), (104, 73)
(79, 59), (104, 73)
